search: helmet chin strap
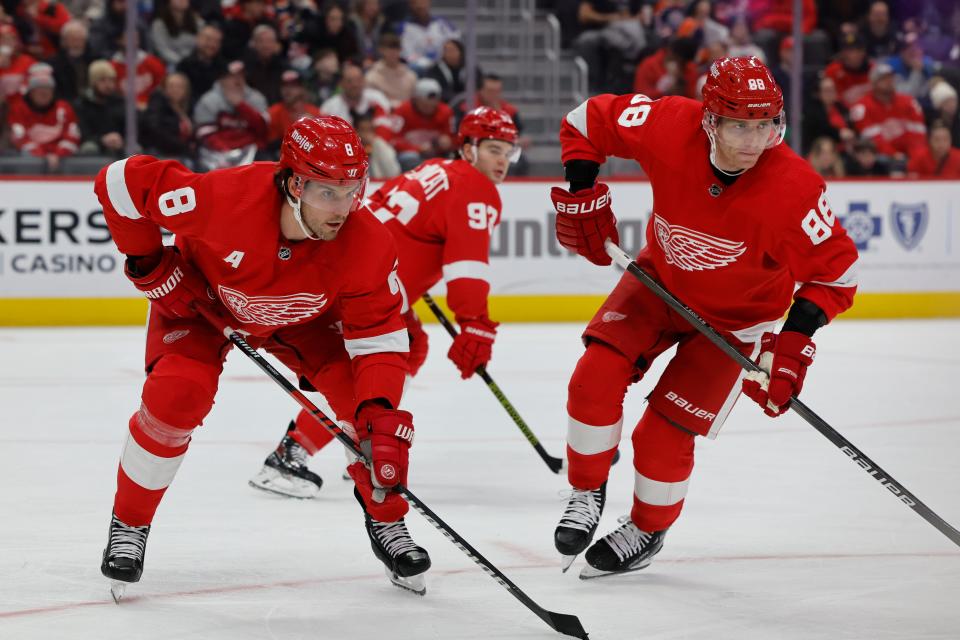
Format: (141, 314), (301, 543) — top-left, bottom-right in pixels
(286, 192), (321, 241)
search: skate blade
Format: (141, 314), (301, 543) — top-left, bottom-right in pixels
(578, 557), (654, 580)
(560, 554), (579, 573)
(386, 567), (426, 596)
(248, 467), (321, 499)
(109, 581), (126, 603)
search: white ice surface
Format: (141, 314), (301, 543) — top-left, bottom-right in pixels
(1, 321), (958, 640)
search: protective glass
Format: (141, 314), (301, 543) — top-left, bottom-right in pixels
(478, 139), (522, 163)
(710, 112), (786, 149)
(298, 177), (367, 212)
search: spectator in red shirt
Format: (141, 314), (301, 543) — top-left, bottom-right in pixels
(109, 30), (166, 109)
(633, 38), (700, 100)
(849, 62), (927, 160)
(749, 0), (817, 35)
(0, 24), (37, 100)
(6, 62), (80, 171)
(266, 68), (321, 146)
(907, 120), (960, 178)
(392, 77), (454, 170)
(193, 60), (269, 171)
(824, 32), (873, 108)
(470, 73), (521, 127)
(17, 0), (71, 60)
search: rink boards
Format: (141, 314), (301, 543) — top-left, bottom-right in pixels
(0, 176), (958, 325)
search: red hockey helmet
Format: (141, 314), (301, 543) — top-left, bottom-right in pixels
(702, 56), (784, 120)
(458, 106), (521, 161)
(279, 115), (369, 212)
(701, 56), (786, 153)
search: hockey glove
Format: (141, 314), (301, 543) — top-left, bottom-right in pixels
(551, 183), (619, 266)
(447, 317), (498, 379)
(742, 331), (816, 417)
(125, 246), (213, 320)
(403, 309), (429, 377)
(354, 403), (414, 499)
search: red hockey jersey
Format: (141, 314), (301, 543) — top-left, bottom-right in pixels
(367, 158), (501, 322)
(390, 100), (455, 153)
(110, 51), (167, 109)
(849, 91), (927, 157)
(560, 94), (859, 332)
(0, 53), (36, 98)
(824, 61), (872, 108)
(94, 156), (408, 407)
(7, 93), (80, 156)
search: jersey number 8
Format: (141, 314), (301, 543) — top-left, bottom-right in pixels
(617, 94), (652, 128)
(801, 192), (835, 245)
(158, 187), (197, 217)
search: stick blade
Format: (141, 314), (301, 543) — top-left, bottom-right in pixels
(543, 610), (589, 639)
(547, 455), (564, 474)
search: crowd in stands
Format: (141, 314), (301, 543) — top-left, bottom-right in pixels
(554, 0), (960, 178)
(0, 0), (525, 177)
(1, 0), (958, 179)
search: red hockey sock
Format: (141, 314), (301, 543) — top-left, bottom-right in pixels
(289, 408), (337, 455)
(113, 356), (217, 526)
(629, 407), (695, 533)
(566, 341), (637, 489)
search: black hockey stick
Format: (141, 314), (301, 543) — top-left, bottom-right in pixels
(604, 240), (960, 548)
(198, 308), (589, 639)
(421, 293), (568, 473)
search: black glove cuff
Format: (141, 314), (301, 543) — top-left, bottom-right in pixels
(564, 159), (600, 193)
(782, 298), (827, 337)
(124, 251), (163, 278)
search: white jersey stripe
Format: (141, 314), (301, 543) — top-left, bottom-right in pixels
(343, 328), (410, 359)
(105, 158), (142, 220)
(566, 100), (590, 139)
(119, 432), (186, 490)
(442, 260), (490, 284)
(566, 415), (623, 455)
(634, 471), (690, 507)
(810, 260), (859, 288)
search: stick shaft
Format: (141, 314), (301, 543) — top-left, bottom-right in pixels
(421, 294), (565, 473)
(604, 241), (960, 547)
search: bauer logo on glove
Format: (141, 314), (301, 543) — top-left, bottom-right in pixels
(554, 189), (612, 215)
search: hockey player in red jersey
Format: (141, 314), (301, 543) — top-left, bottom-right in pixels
(549, 57), (859, 578)
(249, 106), (519, 499)
(95, 114), (431, 598)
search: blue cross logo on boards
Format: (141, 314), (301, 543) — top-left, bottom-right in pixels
(890, 202), (929, 251)
(839, 201), (882, 251)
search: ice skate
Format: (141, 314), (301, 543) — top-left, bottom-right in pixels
(101, 512), (151, 603)
(579, 516), (667, 579)
(554, 482), (606, 572)
(249, 431), (323, 499)
(364, 513), (431, 595)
